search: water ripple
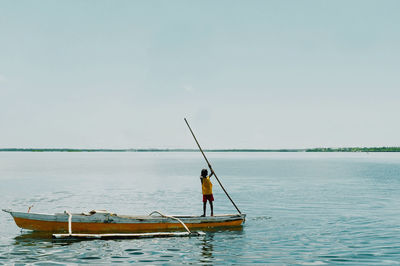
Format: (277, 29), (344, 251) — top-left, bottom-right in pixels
(1, 152), (400, 264)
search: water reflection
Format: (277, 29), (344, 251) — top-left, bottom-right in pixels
(14, 231), (82, 247)
(200, 233), (214, 263)
(14, 231), (52, 243)
(200, 226), (244, 234)
(198, 227), (244, 264)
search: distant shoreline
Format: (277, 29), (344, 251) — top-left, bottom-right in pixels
(1, 147), (400, 152)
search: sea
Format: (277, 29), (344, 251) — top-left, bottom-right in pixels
(0, 152), (399, 265)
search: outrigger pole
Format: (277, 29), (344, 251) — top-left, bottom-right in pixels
(184, 118), (242, 215)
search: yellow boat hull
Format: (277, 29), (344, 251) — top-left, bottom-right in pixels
(4, 209), (245, 234)
(13, 217), (244, 233)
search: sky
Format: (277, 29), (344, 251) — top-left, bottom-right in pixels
(0, 0), (399, 149)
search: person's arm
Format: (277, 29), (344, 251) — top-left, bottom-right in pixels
(209, 167), (215, 177)
(208, 164), (214, 177)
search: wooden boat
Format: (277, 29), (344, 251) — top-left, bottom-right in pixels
(3, 120), (245, 240)
(3, 209), (245, 234)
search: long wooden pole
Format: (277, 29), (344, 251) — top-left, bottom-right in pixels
(184, 118), (242, 214)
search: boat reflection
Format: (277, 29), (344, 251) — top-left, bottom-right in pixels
(198, 225), (244, 234)
(15, 231), (52, 241)
(198, 226), (244, 264)
(200, 233), (214, 262)
(14, 231), (80, 245)
(13, 226), (244, 247)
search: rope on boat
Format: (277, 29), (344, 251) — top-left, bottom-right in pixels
(149, 210), (191, 234)
(64, 210), (192, 235)
(53, 210), (205, 239)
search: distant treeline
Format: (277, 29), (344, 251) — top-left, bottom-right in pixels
(1, 147), (400, 152)
(305, 147), (400, 152)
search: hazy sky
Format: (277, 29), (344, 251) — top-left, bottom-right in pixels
(1, 1), (399, 149)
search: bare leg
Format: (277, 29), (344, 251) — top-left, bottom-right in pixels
(202, 202), (206, 217)
(210, 201), (214, 216)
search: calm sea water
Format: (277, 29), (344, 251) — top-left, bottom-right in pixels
(0, 152), (399, 265)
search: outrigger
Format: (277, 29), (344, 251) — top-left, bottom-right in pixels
(4, 119), (245, 239)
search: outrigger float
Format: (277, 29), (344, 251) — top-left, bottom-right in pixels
(4, 119), (246, 239)
(3, 209), (245, 239)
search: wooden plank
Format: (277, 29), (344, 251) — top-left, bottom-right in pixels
(53, 231), (205, 239)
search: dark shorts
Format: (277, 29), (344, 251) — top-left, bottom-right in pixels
(203, 194), (214, 203)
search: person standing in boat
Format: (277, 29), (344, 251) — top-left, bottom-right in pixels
(200, 168), (214, 217)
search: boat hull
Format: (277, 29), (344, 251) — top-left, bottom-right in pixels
(4, 210), (245, 233)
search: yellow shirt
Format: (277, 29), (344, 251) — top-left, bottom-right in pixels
(201, 176), (213, 195)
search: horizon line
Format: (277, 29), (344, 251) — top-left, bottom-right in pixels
(0, 147), (400, 152)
